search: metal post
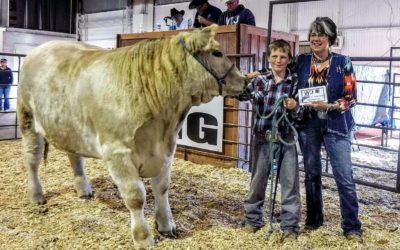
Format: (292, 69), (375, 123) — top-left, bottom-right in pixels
(14, 55), (22, 139)
(389, 48), (394, 137)
(69, 0), (73, 34)
(397, 134), (400, 192)
(389, 47), (400, 138)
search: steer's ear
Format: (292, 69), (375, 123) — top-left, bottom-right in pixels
(182, 24), (219, 53)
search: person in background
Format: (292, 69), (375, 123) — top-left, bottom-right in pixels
(218, 0), (255, 26)
(189, 0), (222, 28)
(170, 8), (189, 29)
(239, 40), (300, 243)
(295, 16), (362, 243)
(0, 58), (13, 111)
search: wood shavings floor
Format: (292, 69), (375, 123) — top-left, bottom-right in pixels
(0, 140), (399, 249)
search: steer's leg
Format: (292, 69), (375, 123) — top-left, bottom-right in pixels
(151, 157), (176, 237)
(67, 153), (93, 199)
(104, 148), (154, 248)
(18, 101), (45, 205)
(21, 130), (45, 205)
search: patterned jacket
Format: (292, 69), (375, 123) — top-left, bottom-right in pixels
(296, 52), (357, 136)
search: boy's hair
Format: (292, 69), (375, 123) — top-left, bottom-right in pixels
(308, 16), (337, 46)
(267, 39), (293, 60)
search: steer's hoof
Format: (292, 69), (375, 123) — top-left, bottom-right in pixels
(76, 183), (93, 199)
(35, 197), (47, 205)
(79, 191), (94, 200)
(158, 228), (178, 239)
(30, 192), (46, 205)
(155, 221), (177, 238)
(134, 236), (155, 249)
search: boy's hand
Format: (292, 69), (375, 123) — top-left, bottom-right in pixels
(283, 98), (297, 110)
(246, 71), (261, 80)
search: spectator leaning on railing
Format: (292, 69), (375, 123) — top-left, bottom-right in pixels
(218, 0), (255, 26)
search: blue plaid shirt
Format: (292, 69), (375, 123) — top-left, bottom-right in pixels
(239, 69), (296, 133)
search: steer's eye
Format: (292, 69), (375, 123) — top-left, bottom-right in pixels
(212, 51), (223, 57)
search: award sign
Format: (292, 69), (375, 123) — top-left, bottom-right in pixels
(298, 86), (328, 105)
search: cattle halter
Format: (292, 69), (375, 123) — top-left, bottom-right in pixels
(179, 37), (235, 95)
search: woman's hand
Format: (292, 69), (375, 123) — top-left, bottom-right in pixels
(246, 71), (261, 80)
(304, 101), (338, 111)
(283, 98), (297, 110)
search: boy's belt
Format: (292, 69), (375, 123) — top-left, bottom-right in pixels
(264, 130), (280, 143)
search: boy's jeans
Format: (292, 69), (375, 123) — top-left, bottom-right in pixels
(245, 132), (300, 232)
(299, 127), (362, 235)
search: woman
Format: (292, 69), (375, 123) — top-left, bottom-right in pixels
(296, 17), (362, 242)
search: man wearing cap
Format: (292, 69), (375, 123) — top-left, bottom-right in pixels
(189, 0), (222, 28)
(0, 58), (13, 111)
(170, 8), (189, 29)
(218, 0), (255, 26)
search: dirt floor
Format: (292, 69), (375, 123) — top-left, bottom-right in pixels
(0, 140), (399, 250)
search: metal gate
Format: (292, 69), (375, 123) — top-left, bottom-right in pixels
(0, 52), (25, 141)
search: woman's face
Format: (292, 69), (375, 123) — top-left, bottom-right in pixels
(309, 30), (330, 54)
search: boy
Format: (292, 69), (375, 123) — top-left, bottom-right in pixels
(239, 39), (300, 242)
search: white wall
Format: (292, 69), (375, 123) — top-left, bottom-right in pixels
(285, 0), (400, 59)
(79, 1), (154, 48)
(2, 28), (75, 54)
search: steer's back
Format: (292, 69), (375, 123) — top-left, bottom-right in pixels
(18, 41), (114, 157)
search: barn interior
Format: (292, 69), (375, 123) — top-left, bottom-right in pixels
(0, 0), (399, 249)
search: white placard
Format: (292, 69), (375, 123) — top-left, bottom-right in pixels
(299, 86), (328, 105)
(177, 96), (224, 152)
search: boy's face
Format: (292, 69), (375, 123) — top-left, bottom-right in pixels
(268, 49), (291, 76)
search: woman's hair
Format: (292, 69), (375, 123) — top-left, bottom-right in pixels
(308, 17), (337, 46)
(267, 39), (293, 59)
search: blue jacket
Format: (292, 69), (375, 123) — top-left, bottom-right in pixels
(297, 52), (355, 136)
(218, 4), (255, 26)
(194, 4), (222, 28)
(0, 67), (13, 85)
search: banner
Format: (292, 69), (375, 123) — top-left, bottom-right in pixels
(177, 96), (224, 152)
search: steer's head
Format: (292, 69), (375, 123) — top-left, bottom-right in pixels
(179, 25), (247, 103)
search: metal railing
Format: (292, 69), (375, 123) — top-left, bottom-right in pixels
(0, 52), (26, 141)
(232, 54), (400, 193)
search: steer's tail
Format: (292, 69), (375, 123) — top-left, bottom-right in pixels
(17, 96), (49, 165)
(43, 139), (49, 165)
